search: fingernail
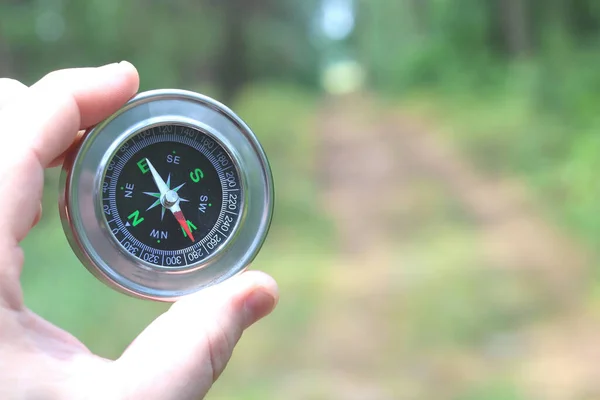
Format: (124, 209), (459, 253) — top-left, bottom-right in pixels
(99, 62), (120, 70)
(99, 61), (134, 73)
(118, 60), (135, 69)
(243, 289), (276, 328)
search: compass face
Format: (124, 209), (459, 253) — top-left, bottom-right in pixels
(60, 89), (274, 301)
(101, 124), (242, 268)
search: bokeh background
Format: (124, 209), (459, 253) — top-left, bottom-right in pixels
(3, 0), (600, 399)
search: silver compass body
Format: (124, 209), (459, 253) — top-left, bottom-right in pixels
(59, 89), (274, 301)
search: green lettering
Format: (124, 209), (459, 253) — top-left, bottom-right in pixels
(190, 168), (204, 183)
(137, 158), (150, 174)
(181, 220), (198, 237)
(127, 210), (145, 227)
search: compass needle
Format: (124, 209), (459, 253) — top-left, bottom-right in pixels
(146, 158), (169, 196)
(172, 207), (195, 242)
(173, 182), (185, 192)
(59, 90), (272, 301)
(146, 198), (161, 211)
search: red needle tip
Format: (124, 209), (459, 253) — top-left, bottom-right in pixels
(173, 210), (195, 242)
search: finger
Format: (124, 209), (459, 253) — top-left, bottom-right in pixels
(1, 61), (139, 168)
(47, 129), (85, 168)
(31, 202), (42, 229)
(114, 271), (279, 400)
(0, 78), (28, 110)
(0, 62), (139, 245)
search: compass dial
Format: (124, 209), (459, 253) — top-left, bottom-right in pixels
(102, 124), (242, 268)
(60, 89), (273, 301)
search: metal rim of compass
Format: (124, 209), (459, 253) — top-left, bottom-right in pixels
(58, 89), (274, 302)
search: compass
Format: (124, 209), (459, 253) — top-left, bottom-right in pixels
(59, 89), (274, 302)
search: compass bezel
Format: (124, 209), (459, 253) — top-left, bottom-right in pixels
(96, 118), (246, 272)
(58, 89), (274, 302)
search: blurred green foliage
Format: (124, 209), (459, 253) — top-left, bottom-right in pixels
(0, 0), (322, 99)
(356, 0), (600, 260)
(454, 378), (526, 400)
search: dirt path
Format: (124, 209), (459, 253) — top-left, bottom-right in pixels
(289, 93), (598, 399)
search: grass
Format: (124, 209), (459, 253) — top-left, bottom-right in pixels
(453, 376), (527, 400)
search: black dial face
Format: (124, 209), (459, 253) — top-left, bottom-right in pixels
(101, 124), (242, 268)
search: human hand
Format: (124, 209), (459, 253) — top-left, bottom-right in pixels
(0, 62), (279, 400)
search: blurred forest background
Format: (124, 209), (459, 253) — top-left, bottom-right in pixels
(3, 0), (600, 399)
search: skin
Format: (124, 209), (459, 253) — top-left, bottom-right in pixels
(0, 62), (279, 399)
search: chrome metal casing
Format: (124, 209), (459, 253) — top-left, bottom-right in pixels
(58, 89), (274, 302)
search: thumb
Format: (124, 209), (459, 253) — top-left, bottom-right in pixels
(113, 271), (279, 400)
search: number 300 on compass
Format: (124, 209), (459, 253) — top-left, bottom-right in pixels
(59, 90), (274, 302)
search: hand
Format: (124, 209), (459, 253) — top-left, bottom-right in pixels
(0, 63), (279, 399)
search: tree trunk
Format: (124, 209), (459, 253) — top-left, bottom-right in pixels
(213, 0), (250, 103)
(409, 0), (429, 35)
(500, 0), (532, 58)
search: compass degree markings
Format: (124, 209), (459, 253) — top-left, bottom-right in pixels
(104, 128), (240, 265)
